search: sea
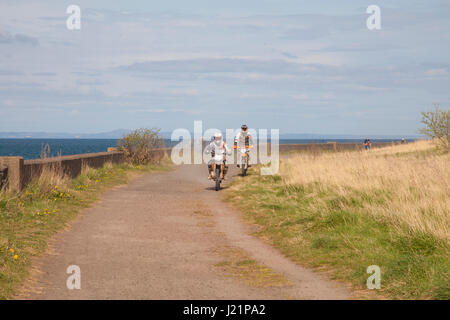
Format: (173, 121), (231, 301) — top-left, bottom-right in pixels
(0, 138), (407, 160)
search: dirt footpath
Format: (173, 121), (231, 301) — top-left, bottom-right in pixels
(17, 164), (350, 299)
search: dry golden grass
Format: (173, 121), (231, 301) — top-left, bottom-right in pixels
(281, 140), (449, 240)
(34, 164), (69, 195)
(370, 139), (436, 155)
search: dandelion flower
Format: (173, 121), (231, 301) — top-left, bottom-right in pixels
(13, 255), (18, 260)
(9, 248), (14, 253)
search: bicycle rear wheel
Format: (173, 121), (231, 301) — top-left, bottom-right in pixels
(241, 157), (247, 176)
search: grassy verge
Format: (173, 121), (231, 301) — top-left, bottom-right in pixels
(224, 141), (449, 299)
(0, 161), (170, 299)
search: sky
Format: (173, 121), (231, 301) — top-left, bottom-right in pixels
(0, 0), (449, 135)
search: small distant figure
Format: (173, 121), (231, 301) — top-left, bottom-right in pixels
(364, 138), (371, 150)
(401, 138), (406, 144)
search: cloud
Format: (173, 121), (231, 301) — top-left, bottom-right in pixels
(0, 69), (24, 76)
(318, 43), (404, 53)
(282, 26), (330, 40)
(118, 58), (326, 75)
(281, 52), (298, 59)
(0, 32), (39, 46)
(32, 72), (57, 77)
(352, 85), (388, 92)
(239, 92), (275, 99)
(116, 57), (449, 92)
(424, 68), (449, 76)
(290, 94), (308, 100)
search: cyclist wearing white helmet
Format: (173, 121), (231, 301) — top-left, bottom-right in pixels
(205, 132), (231, 180)
(234, 124), (254, 167)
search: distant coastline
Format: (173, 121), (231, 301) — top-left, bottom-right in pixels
(0, 138), (417, 160)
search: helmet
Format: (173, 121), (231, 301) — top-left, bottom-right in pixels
(241, 124), (248, 131)
(213, 132), (222, 141)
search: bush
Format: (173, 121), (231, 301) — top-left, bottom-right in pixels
(419, 106), (449, 152)
(118, 128), (164, 165)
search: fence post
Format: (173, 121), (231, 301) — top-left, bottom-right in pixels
(0, 156), (24, 192)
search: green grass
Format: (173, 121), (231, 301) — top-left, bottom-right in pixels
(0, 161), (169, 300)
(224, 168), (449, 299)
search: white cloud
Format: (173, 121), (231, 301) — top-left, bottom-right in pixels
(424, 68), (449, 76)
(239, 93), (275, 99)
(290, 94), (308, 100)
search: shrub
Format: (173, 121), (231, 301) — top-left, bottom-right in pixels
(419, 106), (449, 152)
(118, 128), (164, 165)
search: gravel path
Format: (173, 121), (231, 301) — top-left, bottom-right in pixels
(17, 164), (350, 300)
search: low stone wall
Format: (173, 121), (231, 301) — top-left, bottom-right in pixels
(0, 148), (170, 192)
(22, 151), (124, 188)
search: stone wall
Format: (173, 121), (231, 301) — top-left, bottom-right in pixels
(0, 151), (125, 192)
(21, 151), (125, 189)
(0, 147), (172, 192)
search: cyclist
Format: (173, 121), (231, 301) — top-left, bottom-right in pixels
(364, 138), (371, 150)
(234, 124), (254, 167)
(205, 132), (231, 180)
